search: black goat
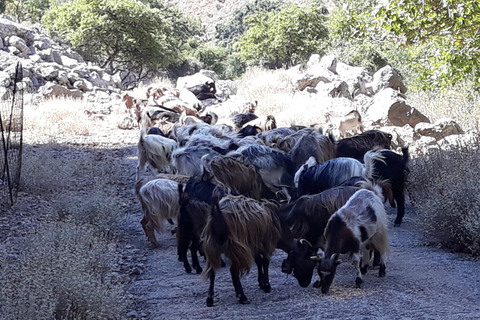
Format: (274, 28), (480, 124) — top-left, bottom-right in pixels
(364, 147), (410, 226)
(335, 130), (392, 162)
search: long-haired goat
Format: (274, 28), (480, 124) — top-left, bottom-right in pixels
(314, 182), (390, 294)
(335, 129), (392, 162)
(177, 178), (227, 274)
(203, 155), (277, 200)
(135, 178), (180, 248)
(136, 129), (177, 179)
(230, 144), (296, 197)
(202, 194), (281, 306)
(364, 147), (409, 226)
(288, 132), (336, 173)
(280, 186), (359, 287)
(295, 157), (364, 198)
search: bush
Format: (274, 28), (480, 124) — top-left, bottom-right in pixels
(408, 146), (480, 255)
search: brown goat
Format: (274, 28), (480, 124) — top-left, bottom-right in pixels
(202, 194), (281, 306)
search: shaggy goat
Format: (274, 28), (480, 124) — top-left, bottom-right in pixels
(135, 178), (180, 248)
(231, 144), (296, 197)
(314, 182), (390, 294)
(177, 178), (226, 274)
(136, 129), (177, 179)
(204, 154), (278, 200)
(335, 129), (393, 162)
(295, 157), (364, 198)
(364, 147), (409, 226)
(202, 194), (281, 306)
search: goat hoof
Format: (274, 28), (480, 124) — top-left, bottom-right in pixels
(394, 219), (402, 227)
(360, 265), (368, 275)
(313, 280), (322, 288)
(206, 297), (214, 307)
(260, 282), (271, 293)
(239, 296), (251, 304)
(196, 267), (203, 274)
(355, 277), (364, 288)
(185, 267), (192, 274)
(379, 264), (386, 277)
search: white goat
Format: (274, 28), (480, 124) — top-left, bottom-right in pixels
(135, 178), (180, 248)
(136, 129), (177, 179)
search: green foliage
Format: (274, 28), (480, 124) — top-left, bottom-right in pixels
(325, 0), (394, 73)
(42, 0), (201, 86)
(378, 0), (480, 88)
(215, 0), (284, 47)
(192, 44), (228, 77)
(235, 3), (329, 68)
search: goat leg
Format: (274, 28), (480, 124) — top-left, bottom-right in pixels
(255, 254), (271, 293)
(230, 266), (250, 304)
(206, 270), (215, 307)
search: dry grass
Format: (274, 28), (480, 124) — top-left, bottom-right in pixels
(407, 147), (480, 255)
(0, 96), (134, 319)
(408, 85), (480, 132)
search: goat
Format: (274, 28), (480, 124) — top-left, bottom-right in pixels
(364, 147), (410, 226)
(171, 146), (222, 177)
(202, 193), (281, 306)
(280, 186), (359, 287)
(136, 128), (177, 179)
(295, 157), (364, 198)
(243, 115), (277, 132)
(230, 144), (296, 197)
(176, 177), (226, 274)
(314, 182), (390, 294)
(325, 110), (364, 138)
(203, 154), (278, 200)
(135, 178), (180, 248)
(335, 129), (392, 162)
(238, 125), (262, 138)
(257, 127), (296, 147)
(287, 131), (336, 172)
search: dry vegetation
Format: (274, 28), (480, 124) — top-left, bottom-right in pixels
(1, 68), (479, 319)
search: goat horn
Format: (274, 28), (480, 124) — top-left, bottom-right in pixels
(299, 239), (313, 247)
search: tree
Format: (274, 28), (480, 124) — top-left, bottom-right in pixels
(378, 0), (480, 87)
(235, 3), (329, 68)
(215, 0), (284, 47)
(42, 0), (201, 86)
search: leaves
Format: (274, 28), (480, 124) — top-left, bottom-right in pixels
(42, 0), (201, 82)
(235, 3), (328, 68)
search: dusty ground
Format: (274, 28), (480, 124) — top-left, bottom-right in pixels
(4, 125), (480, 320)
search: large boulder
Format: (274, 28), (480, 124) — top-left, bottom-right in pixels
(415, 118), (464, 140)
(371, 65), (407, 94)
(364, 88), (430, 127)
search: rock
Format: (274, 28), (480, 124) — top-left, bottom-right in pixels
(415, 118), (464, 140)
(371, 65), (407, 94)
(40, 82), (83, 99)
(365, 88), (430, 127)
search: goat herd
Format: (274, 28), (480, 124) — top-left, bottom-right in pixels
(127, 82), (410, 307)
